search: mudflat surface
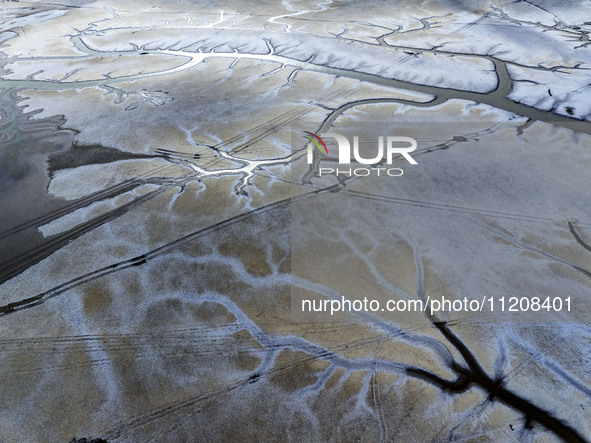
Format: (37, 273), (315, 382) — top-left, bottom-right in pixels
(0, 1), (590, 441)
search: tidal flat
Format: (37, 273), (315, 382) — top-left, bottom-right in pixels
(0, 1), (590, 441)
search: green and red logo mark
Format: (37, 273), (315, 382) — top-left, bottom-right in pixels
(305, 131), (417, 165)
(302, 130), (418, 177)
(303, 131), (328, 155)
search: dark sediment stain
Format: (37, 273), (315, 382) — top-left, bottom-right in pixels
(83, 284), (112, 315)
(48, 142), (156, 177)
(219, 239), (272, 277)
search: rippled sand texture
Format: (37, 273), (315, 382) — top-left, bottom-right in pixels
(0, 1), (590, 442)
